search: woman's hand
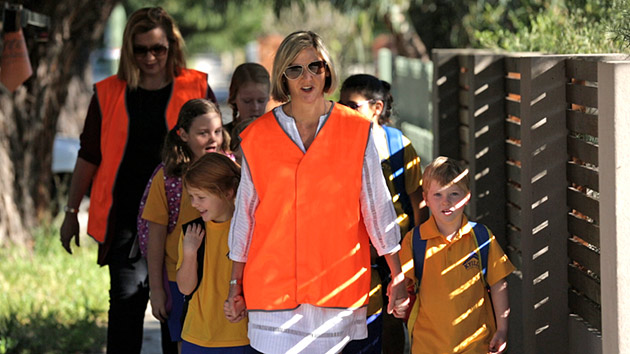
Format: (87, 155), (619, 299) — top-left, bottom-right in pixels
(224, 284), (247, 322)
(60, 213), (80, 254)
(150, 287), (169, 322)
(386, 272), (410, 318)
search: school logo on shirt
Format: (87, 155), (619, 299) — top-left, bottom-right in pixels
(463, 253), (480, 271)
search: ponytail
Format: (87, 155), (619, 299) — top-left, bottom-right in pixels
(162, 98), (222, 177)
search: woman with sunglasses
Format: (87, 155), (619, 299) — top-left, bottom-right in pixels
(223, 30), (409, 353)
(340, 74), (428, 354)
(60, 7), (215, 353)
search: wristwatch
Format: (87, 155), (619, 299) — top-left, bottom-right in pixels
(229, 279), (242, 286)
(64, 206), (79, 214)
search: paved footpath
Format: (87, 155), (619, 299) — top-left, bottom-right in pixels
(141, 303), (162, 354)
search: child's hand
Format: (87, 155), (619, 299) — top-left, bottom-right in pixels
(488, 329), (507, 353)
(182, 223), (205, 256)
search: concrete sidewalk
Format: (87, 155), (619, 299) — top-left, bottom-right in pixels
(141, 303), (162, 354)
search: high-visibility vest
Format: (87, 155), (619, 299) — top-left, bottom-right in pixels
(88, 69), (208, 243)
(240, 104), (373, 310)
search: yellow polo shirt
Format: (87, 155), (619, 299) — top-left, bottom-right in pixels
(141, 167), (200, 281)
(177, 219), (250, 348)
(400, 216), (515, 354)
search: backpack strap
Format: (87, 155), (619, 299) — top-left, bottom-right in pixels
(162, 173), (183, 235)
(469, 221), (491, 288)
(180, 217), (206, 325)
(137, 162), (166, 257)
(411, 225), (427, 286)
(383, 126), (414, 226)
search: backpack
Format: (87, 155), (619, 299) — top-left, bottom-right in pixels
(383, 126), (414, 226)
(137, 162), (183, 257)
(179, 217), (206, 326)
(406, 221), (491, 331)
(136, 162), (182, 313)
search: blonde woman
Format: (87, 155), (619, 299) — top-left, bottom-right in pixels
(224, 30), (409, 354)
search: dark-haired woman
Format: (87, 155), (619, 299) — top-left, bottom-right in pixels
(60, 7), (214, 353)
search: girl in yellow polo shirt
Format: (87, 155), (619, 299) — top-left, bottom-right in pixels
(176, 153), (254, 353)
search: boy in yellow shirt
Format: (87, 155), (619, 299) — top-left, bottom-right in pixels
(399, 156), (515, 353)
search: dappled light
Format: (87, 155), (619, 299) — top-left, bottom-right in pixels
(452, 324), (488, 353)
(316, 268), (368, 307)
(452, 297), (485, 326)
(285, 309), (354, 354)
(448, 272), (483, 300)
(297, 242), (362, 292)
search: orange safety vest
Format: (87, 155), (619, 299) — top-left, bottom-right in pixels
(240, 104), (373, 311)
(87, 69), (208, 243)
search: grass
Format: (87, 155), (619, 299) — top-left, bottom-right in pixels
(0, 220), (109, 353)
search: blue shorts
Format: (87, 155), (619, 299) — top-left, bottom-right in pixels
(167, 280), (184, 341)
(341, 312), (383, 353)
(181, 341), (259, 354)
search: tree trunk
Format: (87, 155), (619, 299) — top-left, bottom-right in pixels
(383, 4), (430, 61)
(0, 0), (118, 245)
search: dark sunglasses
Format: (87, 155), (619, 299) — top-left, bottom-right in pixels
(283, 60), (327, 80)
(133, 44), (168, 57)
(339, 99), (375, 110)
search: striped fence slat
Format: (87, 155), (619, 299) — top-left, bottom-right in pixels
(566, 59), (598, 82)
(567, 83), (598, 108)
(568, 213), (600, 248)
(567, 187), (599, 224)
(567, 161), (599, 191)
(568, 238), (600, 275)
(568, 264), (601, 305)
(567, 136), (598, 166)
(569, 289), (601, 330)
(567, 110), (598, 137)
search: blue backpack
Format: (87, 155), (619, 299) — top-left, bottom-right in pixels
(411, 221), (491, 289)
(406, 221), (492, 335)
(383, 126), (414, 226)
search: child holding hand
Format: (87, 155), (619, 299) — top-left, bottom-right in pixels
(177, 153), (254, 353)
(399, 156), (515, 354)
(140, 98), (231, 351)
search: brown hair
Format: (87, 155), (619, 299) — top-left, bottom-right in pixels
(162, 99), (229, 177)
(117, 7), (186, 89)
(183, 153), (241, 206)
(228, 63), (270, 123)
(422, 156), (470, 194)
(270, 30), (338, 103)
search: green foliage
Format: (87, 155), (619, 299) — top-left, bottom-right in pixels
(263, 2), (366, 71)
(470, 0), (628, 53)
(123, 0), (269, 53)
(0, 224), (109, 353)
(611, 0), (630, 49)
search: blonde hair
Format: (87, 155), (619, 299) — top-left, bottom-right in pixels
(117, 7), (186, 89)
(270, 30), (338, 103)
(183, 153), (241, 206)
(228, 63), (270, 123)
(422, 156), (470, 194)
(162, 99), (229, 177)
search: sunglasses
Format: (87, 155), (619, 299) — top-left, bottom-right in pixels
(133, 44), (168, 57)
(339, 100), (374, 110)
(283, 60), (327, 80)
